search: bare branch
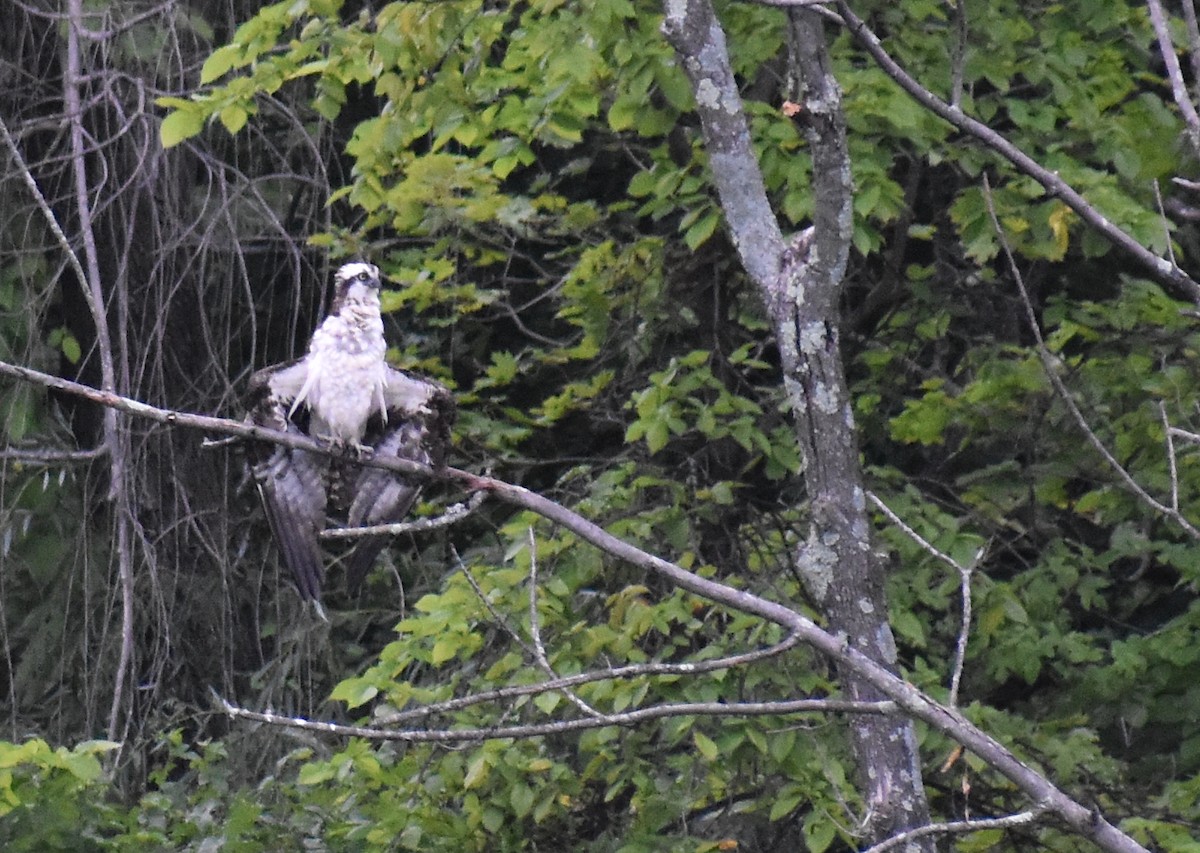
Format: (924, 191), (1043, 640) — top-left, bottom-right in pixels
(868, 492), (962, 575)
(61, 0), (134, 743)
(1154, 178), (1178, 268)
(868, 492), (984, 707)
(1146, 0), (1200, 160)
(1161, 401), (1181, 511)
(1182, 0), (1200, 103)
(833, 0), (1200, 302)
(457, 537), (613, 721)
(0, 445), (107, 464)
(1169, 425), (1200, 444)
(527, 529), (612, 721)
(372, 634), (806, 726)
(947, 0), (968, 110)
(214, 691), (897, 743)
(0, 355), (1152, 853)
(862, 806), (1049, 853)
(981, 177), (1200, 540)
(0, 119), (93, 310)
(457, 549), (537, 660)
(319, 492), (485, 540)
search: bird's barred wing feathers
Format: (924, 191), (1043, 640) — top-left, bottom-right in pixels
(342, 369), (455, 592)
(247, 360), (329, 603)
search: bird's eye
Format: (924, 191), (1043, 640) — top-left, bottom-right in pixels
(358, 271), (371, 282)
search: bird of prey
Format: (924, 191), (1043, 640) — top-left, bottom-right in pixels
(245, 261), (454, 607)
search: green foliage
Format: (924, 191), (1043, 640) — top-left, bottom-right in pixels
(9, 0), (1200, 846)
(142, 0), (1200, 842)
(0, 739), (123, 849)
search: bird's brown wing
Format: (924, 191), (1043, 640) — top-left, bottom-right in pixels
(343, 370), (455, 593)
(247, 360), (329, 603)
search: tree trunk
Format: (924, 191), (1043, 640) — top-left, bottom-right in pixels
(662, 2), (933, 844)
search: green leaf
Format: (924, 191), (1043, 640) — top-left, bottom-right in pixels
(431, 637), (459, 664)
(890, 610), (926, 647)
(802, 811), (837, 853)
(768, 782), (807, 821)
(645, 419), (669, 453)
(464, 751), (490, 789)
(219, 104), (250, 135)
(200, 44), (243, 83)
(683, 210), (720, 250)
(160, 108), (204, 148)
(693, 731), (719, 761)
(510, 782), (535, 818)
(298, 762), (335, 785)
(330, 677), (379, 709)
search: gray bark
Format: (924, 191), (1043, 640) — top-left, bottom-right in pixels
(662, 2), (933, 844)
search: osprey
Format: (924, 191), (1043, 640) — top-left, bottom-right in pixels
(245, 262), (454, 605)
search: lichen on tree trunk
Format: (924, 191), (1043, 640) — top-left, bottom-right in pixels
(662, 1), (933, 844)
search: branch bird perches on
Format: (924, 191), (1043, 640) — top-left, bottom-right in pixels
(0, 355), (1150, 853)
(244, 262), (454, 606)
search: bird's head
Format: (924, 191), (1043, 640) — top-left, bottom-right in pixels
(330, 262), (382, 312)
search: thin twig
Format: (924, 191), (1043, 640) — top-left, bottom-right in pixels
(862, 806), (1049, 853)
(1169, 425), (1200, 444)
(457, 550), (538, 660)
(60, 0), (134, 744)
(1161, 401), (1180, 511)
(216, 691), (897, 743)
(947, 0), (968, 110)
(949, 548), (986, 707)
(1146, 0), (1200, 160)
(527, 527), (613, 721)
(867, 492), (961, 574)
(833, 0), (1200, 302)
(867, 492), (982, 706)
(0, 446), (107, 464)
(1153, 178), (1178, 268)
(320, 492), (485, 540)
(749, 0), (835, 6)
(981, 176), (1200, 540)
(1182, 0), (1200, 104)
(456, 535), (610, 720)
(372, 634), (805, 726)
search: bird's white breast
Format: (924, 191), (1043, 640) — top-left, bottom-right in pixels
(298, 303), (388, 443)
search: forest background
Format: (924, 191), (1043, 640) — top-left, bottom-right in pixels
(3, 0), (1200, 849)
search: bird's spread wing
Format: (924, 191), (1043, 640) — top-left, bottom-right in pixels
(247, 360), (329, 602)
(343, 369), (455, 592)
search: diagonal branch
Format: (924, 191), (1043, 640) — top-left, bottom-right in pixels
(0, 355), (1149, 853)
(981, 178), (1200, 540)
(833, 0), (1200, 303)
(1146, 0), (1200, 160)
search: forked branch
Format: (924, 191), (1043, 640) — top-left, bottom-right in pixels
(832, 0), (1200, 303)
(0, 355), (1149, 853)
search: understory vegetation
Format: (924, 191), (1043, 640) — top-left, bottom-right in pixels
(3, 0), (1200, 849)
